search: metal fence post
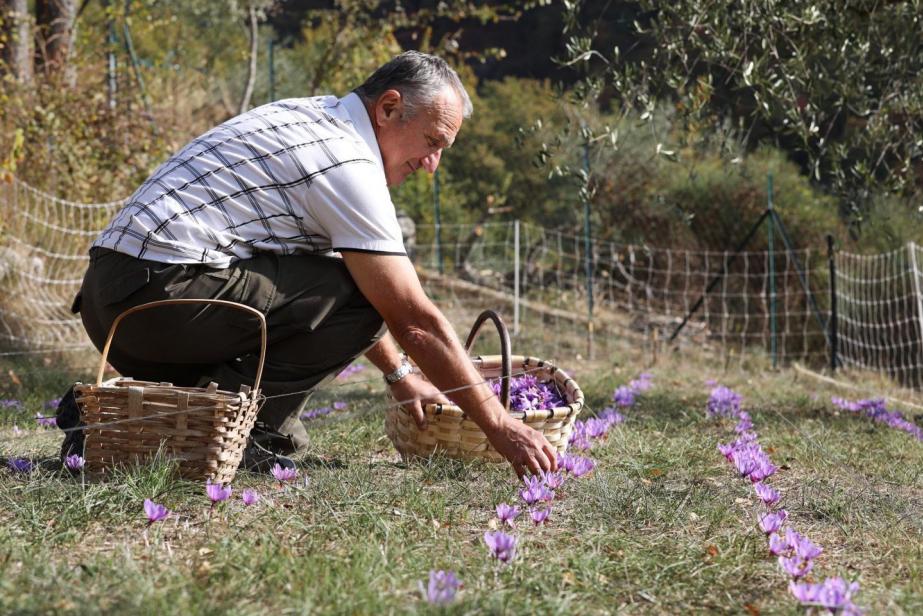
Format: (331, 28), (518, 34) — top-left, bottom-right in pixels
(767, 173), (777, 368)
(827, 234), (838, 371)
(514, 219), (520, 336)
(434, 170), (443, 275)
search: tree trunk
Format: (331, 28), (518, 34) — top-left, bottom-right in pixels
(238, 3), (258, 114)
(35, 0), (78, 82)
(1, 0), (32, 83)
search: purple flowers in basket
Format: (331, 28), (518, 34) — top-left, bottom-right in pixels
(491, 375), (567, 411)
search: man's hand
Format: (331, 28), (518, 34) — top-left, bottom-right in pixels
(486, 417), (559, 478)
(388, 372), (449, 430)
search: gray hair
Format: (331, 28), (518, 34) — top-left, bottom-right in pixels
(354, 51), (473, 120)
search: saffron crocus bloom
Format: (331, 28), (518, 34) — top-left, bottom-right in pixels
(205, 480), (232, 503)
(558, 453), (576, 473)
(790, 578), (861, 613)
(143, 499), (169, 524)
(35, 413), (57, 428)
(571, 456), (595, 478)
(754, 482), (780, 507)
(541, 470), (565, 490)
(241, 489), (260, 506)
(64, 454), (85, 471)
(599, 408), (625, 427)
(758, 509), (788, 534)
(424, 570), (460, 605)
(707, 386), (742, 417)
(495, 503), (520, 527)
(530, 507), (551, 525)
(7, 458), (32, 473)
(271, 463), (298, 483)
(586, 418), (608, 439)
(483, 531), (517, 563)
(520, 485), (544, 506)
(786, 529), (823, 560)
(768, 532), (790, 556)
(613, 386), (635, 408)
(779, 555), (814, 578)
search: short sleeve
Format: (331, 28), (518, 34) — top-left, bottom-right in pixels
(308, 158), (407, 255)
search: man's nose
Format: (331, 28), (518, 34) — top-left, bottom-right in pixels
(420, 150), (441, 174)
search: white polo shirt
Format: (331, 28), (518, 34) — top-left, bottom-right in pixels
(94, 93), (406, 266)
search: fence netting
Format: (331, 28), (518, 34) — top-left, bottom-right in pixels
(2, 177), (921, 390)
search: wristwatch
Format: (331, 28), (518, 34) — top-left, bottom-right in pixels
(384, 356), (413, 385)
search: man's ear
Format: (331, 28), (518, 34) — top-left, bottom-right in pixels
(375, 89), (403, 126)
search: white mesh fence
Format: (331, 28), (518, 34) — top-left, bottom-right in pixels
(412, 221), (831, 366)
(2, 177), (921, 390)
(0, 177), (125, 354)
(834, 243), (923, 389)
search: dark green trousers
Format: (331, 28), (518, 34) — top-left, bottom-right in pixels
(75, 247), (386, 453)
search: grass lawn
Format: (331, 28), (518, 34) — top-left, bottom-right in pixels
(0, 349), (920, 615)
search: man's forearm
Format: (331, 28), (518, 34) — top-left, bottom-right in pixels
(390, 310), (507, 434)
(364, 332), (404, 375)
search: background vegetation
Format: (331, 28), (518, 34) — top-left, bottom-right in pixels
(2, 1), (922, 254)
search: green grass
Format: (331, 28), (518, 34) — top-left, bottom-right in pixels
(0, 350), (921, 615)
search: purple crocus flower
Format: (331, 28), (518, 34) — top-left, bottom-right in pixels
(424, 569), (460, 605)
(205, 480), (232, 503)
(541, 470), (565, 490)
(790, 578), (862, 613)
(529, 507), (551, 525)
(35, 413), (57, 428)
(779, 555), (814, 578)
(599, 407), (625, 427)
(7, 457), (33, 473)
(64, 454), (85, 471)
(333, 401), (347, 411)
(241, 489), (260, 506)
(748, 459), (778, 483)
(707, 386), (742, 418)
(495, 503), (520, 527)
(45, 398), (62, 410)
(520, 485), (544, 506)
(613, 386), (635, 408)
(483, 531), (517, 563)
(754, 482), (780, 507)
(758, 509), (788, 534)
(0, 399), (22, 409)
(586, 418), (609, 439)
(571, 456), (595, 478)
(768, 532), (790, 556)
(628, 373), (653, 394)
(786, 529), (823, 560)
(558, 453), (576, 473)
(143, 499), (169, 524)
(336, 364), (366, 380)
(814, 578), (862, 613)
(271, 463), (298, 484)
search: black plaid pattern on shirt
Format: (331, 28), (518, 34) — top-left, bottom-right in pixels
(95, 96), (382, 265)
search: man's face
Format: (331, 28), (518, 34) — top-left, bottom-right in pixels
(371, 87), (464, 187)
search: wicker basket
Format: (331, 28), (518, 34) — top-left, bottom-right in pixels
(384, 310), (584, 463)
(73, 299), (267, 484)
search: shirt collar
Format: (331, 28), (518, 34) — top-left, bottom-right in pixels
(341, 92), (383, 170)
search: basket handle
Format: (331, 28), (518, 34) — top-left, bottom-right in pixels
(463, 309), (512, 410)
(96, 298), (268, 392)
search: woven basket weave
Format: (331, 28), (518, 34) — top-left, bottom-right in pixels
(385, 310), (584, 463)
(74, 299), (266, 484)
